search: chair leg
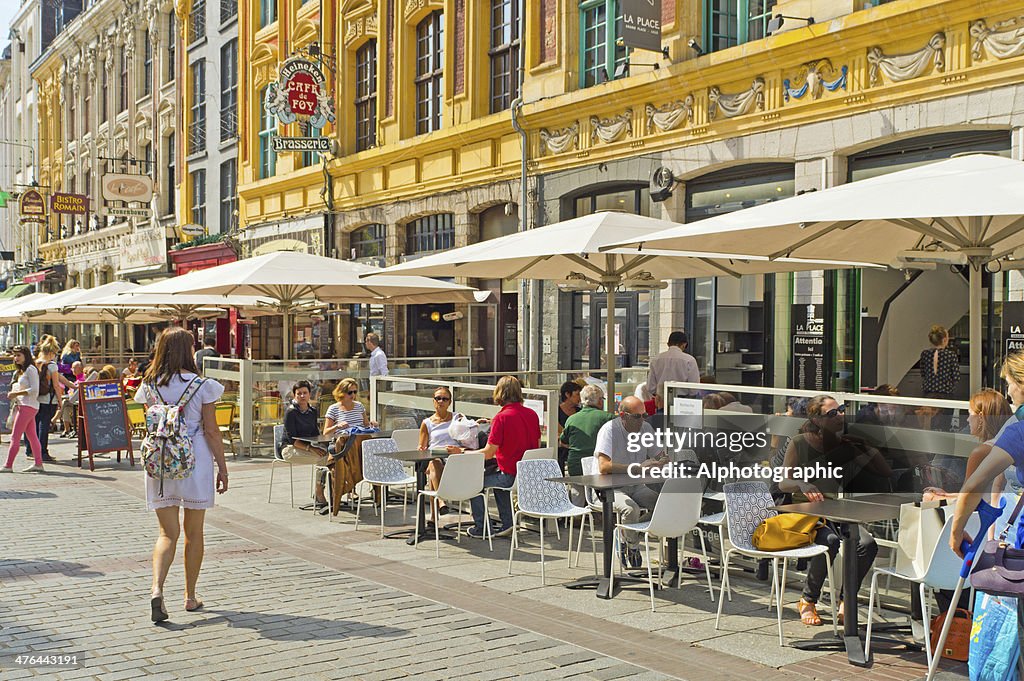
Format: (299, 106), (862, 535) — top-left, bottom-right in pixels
(554, 517), (561, 541)
(589, 514), (598, 575)
(864, 569), (881, 661)
(288, 462), (294, 508)
(484, 495), (493, 552)
(698, 531), (714, 601)
(779, 560), (789, 612)
(646, 534), (656, 612)
(574, 514), (585, 568)
(715, 550), (733, 630)
(508, 511), (519, 575)
(774, 558), (785, 647)
(414, 492), (422, 547)
(826, 552), (838, 636)
(402, 486), (409, 519)
(324, 471), (333, 523)
(567, 516), (575, 568)
(268, 460), (276, 503)
(434, 499), (441, 559)
(457, 501), (463, 542)
(657, 537), (664, 589)
(355, 488), (363, 531)
(921, 582), (933, 669)
(380, 484), (387, 538)
(539, 514), (546, 585)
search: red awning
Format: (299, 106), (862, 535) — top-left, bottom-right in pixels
(22, 270), (50, 283)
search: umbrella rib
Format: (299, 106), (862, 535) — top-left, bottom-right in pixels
(611, 254), (656, 276)
(767, 221), (858, 260)
(698, 258), (742, 278)
(564, 253), (610, 278)
(506, 256), (555, 280)
(981, 215), (1024, 249)
(915, 217), (969, 247)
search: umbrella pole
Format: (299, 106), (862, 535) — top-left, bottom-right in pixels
(282, 311), (291, 360)
(606, 285), (616, 412)
(970, 264), (981, 392)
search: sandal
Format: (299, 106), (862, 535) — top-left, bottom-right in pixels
(798, 598), (823, 626)
(151, 595), (169, 623)
(185, 596), (204, 612)
(836, 601), (844, 625)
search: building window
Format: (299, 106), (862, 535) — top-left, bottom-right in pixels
(167, 13), (176, 82)
(350, 223), (385, 260)
(219, 0), (237, 24)
(704, 0), (776, 52)
(259, 0), (276, 28)
(143, 29), (153, 95)
(166, 132), (176, 215)
(219, 160), (236, 233)
(83, 93), (90, 130)
(189, 59), (206, 155)
(355, 40), (377, 151)
(414, 11), (444, 135)
(142, 142), (151, 177)
(191, 169), (206, 227)
(406, 213), (454, 255)
(189, 0), (206, 44)
(119, 45), (129, 111)
(220, 39), (237, 141)
(67, 91), (75, 138)
(299, 121), (322, 168)
(489, 0), (521, 113)
(579, 0), (628, 88)
(258, 86), (276, 179)
(101, 68), (108, 121)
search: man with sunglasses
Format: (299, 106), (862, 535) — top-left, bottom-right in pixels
(595, 396), (668, 568)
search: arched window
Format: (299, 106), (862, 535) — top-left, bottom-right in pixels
(350, 223), (386, 260)
(406, 214), (453, 255)
(258, 86), (276, 179)
(415, 11), (444, 134)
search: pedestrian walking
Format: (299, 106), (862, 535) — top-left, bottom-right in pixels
(35, 337), (69, 462)
(60, 339), (82, 381)
(135, 327), (228, 623)
(1, 345), (45, 473)
(919, 324), (958, 399)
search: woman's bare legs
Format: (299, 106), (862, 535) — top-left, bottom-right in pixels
(152, 507), (180, 597)
(183, 508), (206, 607)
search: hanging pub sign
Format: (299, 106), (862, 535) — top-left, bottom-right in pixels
(19, 189), (46, 222)
(102, 173), (154, 203)
(265, 57), (336, 128)
(51, 192), (89, 215)
(621, 0), (662, 52)
(1003, 301), (1024, 359)
(791, 303), (826, 391)
(271, 136), (331, 153)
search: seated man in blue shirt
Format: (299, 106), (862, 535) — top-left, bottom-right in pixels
(282, 380), (330, 514)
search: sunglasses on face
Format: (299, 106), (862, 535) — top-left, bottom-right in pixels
(822, 405), (846, 418)
(620, 412), (647, 421)
(346, 390), (358, 395)
(434, 396), (451, 402)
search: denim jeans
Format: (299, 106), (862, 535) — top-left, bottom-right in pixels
(470, 470), (515, 531)
(36, 402), (56, 457)
(803, 523), (878, 604)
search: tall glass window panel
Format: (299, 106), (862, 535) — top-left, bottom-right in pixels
(355, 40), (377, 151)
(219, 160), (236, 233)
(167, 13), (176, 82)
(299, 121), (322, 168)
(260, 0), (276, 28)
(220, 39), (238, 141)
(143, 29), (153, 95)
(258, 86), (276, 179)
(704, 0), (775, 52)
(191, 169), (206, 227)
(579, 0), (628, 88)
(67, 92), (75, 139)
(415, 11), (444, 134)
(101, 68), (108, 121)
(119, 46), (128, 111)
(406, 214), (454, 254)
(189, 60), (206, 155)
(489, 0), (521, 113)
(746, 0), (775, 41)
(350, 223), (386, 260)
(166, 132), (175, 215)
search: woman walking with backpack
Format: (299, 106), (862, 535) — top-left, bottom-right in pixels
(135, 327), (228, 623)
(0, 346), (45, 473)
(35, 337), (70, 462)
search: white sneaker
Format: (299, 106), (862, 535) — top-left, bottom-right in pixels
(0, 466), (13, 473)
(911, 619), (925, 642)
(20, 464), (44, 473)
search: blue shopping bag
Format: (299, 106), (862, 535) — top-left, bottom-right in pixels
(970, 591), (1019, 681)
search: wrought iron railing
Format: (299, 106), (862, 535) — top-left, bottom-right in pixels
(187, 119), (207, 155)
(219, 0), (237, 23)
(188, 3), (206, 44)
(219, 105), (237, 141)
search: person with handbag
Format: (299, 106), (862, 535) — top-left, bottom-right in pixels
(417, 386), (475, 520)
(778, 394), (881, 626)
(323, 378), (377, 510)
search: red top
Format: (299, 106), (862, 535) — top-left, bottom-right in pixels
(488, 402), (542, 475)
(643, 399), (656, 416)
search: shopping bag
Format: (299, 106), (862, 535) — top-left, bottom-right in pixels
(930, 608), (971, 662)
(895, 500), (948, 578)
(969, 591), (1019, 681)
(752, 514), (821, 550)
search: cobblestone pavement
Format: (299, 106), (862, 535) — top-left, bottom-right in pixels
(0, 441), (968, 680)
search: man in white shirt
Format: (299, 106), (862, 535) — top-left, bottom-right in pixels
(595, 396), (667, 569)
(644, 331), (700, 399)
(365, 332), (389, 377)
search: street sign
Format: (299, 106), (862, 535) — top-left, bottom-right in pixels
(51, 192), (89, 215)
(621, 0), (663, 52)
(180, 223), (206, 236)
(271, 136), (331, 152)
(103, 206), (152, 218)
(19, 189), (46, 217)
(102, 174), (154, 203)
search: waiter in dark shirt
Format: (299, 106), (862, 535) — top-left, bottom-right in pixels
(282, 380), (330, 513)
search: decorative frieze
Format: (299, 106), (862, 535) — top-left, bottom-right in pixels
(645, 96), (693, 132)
(708, 77), (764, 120)
(783, 60), (847, 102)
(867, 33), (945, 85)
(971, 18), (1024, 61)
(539, 122), (579, 155)
(344, 13), (379, 47)
(590, 110), (632, 144)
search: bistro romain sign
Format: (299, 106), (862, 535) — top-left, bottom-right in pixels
(265, 57), (336, 128)
(51, 192), (89, 215)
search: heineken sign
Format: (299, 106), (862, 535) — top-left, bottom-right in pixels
(271, 137), (331, 153)
(265, 57), (336, 128)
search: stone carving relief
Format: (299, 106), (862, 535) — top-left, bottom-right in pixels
(783, 59), (847, 102)
(971, 18), (1024, 61)
(590, 110), (632, 144)
(645, 96), (694, 132)
(539, 122), (579, 155)
(867, 32), (945, 85)
(708, 77), (765, 121)
(344, 13), (379, 47)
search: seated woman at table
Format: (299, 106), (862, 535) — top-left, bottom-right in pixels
(417, 386), (466, 518)
(779, 394), (882, 627)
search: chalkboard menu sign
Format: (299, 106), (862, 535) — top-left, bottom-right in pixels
(792, 303), (826, 391)
(77, 379), (134, 471)
(0, 359), (15, 436)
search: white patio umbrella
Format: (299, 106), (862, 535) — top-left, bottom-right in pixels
(0, 292), (51, 323)
(365, 211), (879, 403)
(131, 251), (482, 358)
(601, 154), (1024, 391)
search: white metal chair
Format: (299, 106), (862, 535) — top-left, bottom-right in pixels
(717, 481), (837, 646)
(267, 425), (294, 507)
(508, 458), (597, 584)
(358, 437), (417, 537)
(415, 451), (492, 557)
(391, 428), (420, 451)
(613, 477), (715, 610)
(864, 505), (980, 665)
(700, 489), (732, 600)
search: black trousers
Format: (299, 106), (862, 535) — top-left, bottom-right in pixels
(803, 523), (878, 604)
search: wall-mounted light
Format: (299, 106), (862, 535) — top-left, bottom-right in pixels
(430, 311), (441, 322)
(687, 39), (704, 57)
(766, 15), (815, 35)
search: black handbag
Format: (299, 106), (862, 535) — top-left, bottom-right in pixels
(970, 493), (1024, 597)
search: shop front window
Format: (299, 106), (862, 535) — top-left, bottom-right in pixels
(406, 213), (453, 255)
(350, 223), (386, 261)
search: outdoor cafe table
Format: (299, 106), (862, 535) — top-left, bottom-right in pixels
(378, 448), (454, 546)
(549, 473), (678, 599)
(775, 494), (914, 667)
(293, 431), (393, 516)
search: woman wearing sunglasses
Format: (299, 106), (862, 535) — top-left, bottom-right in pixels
(778, 394), (884, 627)
(417, 386), (466, 519)
(324, 378), (373, 436)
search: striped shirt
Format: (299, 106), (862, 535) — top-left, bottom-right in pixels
(325, 402), (366, 430)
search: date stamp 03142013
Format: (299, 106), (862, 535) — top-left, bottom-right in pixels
(2, 653), (83, 669)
